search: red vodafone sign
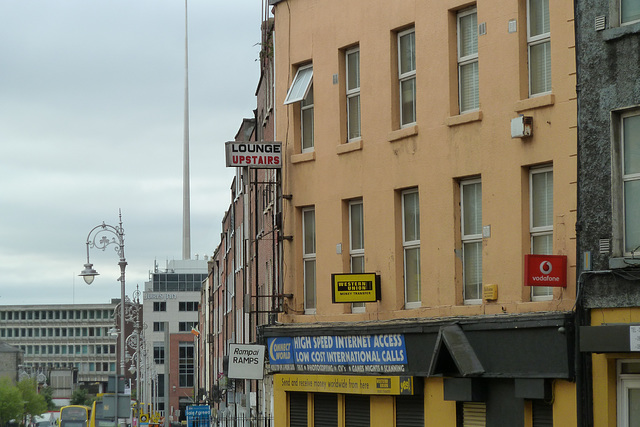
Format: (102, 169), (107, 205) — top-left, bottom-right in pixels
(524, 254), (567, 287)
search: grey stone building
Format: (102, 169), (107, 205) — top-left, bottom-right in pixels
(0, 342), (23, 383)
(575, 1), (640, 425)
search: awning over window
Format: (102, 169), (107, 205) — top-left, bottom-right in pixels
(284, 66), (313, 105)
(429, 324), (485, 377)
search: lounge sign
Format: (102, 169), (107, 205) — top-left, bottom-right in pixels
(331, 273), (381, 303)
(524, 254), (567, 287)
(225, 141), (282, 169)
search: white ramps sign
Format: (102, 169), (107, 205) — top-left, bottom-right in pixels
(228, 344), (266, 380)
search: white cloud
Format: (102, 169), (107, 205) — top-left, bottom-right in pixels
(0, 0), (259, 305)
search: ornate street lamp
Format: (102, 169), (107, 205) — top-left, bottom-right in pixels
(80, 210), (127, 424)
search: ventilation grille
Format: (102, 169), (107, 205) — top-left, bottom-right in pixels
(595, 16), (606, 31)
(478, 22), (487, 36)
(599, 238), (611, 254)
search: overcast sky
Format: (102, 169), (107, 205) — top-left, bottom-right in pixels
(0, 1), (262, 305)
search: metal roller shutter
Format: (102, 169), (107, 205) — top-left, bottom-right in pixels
(314, 393), (338, 427)
(345, 394), (370, 427)
(289, 392), (307, 427)
(396, 395), (424, 427)
(462, 402), (486, 427)
(532, 400), (553, 427)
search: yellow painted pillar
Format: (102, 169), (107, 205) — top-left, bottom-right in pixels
(424, 378), (456, 427)
(370, 395), (394, 427)
(273, 374), (289, 427)
(552, 380), (577, 427)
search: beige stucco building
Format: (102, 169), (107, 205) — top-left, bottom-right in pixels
(261, 0), (578, 425)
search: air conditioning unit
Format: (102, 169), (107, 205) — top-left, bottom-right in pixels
(511, 116), (533, 138)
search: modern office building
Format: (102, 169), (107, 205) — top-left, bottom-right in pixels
(261, 0), (578, 425)
(575, 1), (640, 426)
(142, 259), (207, 422)
(0, 302), (118, 393)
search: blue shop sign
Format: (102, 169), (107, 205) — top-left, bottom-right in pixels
(186, 405), (210, 427)
(267, 334), (407, 374)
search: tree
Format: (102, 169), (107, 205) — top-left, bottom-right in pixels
(17, 378), (47, 421)
(0, 377), (24, 427)
(39, 386), (55, 411)
(70, 388), (89, 406)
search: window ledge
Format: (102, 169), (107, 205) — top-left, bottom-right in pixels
(445, 110), (483, 127)
(404, 302), (422, 310)
(291, 151), (316, 164)
(387, 124), (418, 143)
(337, 139), (363, 155)
(514, 93), (555, 113)
(609, 257), (640, 269)
(603, 21), (640, 41)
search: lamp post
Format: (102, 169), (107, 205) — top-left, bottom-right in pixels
(79, 211), (127, 424)
(125, 286), (143, 427)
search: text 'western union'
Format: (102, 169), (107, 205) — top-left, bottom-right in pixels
(336, 280), (373, 291)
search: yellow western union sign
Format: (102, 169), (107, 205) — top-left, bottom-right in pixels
(275, 374), (414, 395)
(331, 273), (380, 303)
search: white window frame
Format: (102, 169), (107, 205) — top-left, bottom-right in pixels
(349, 199), (366, 313)
(461, 179), (483, 305)
(617, 359), (640, 427)
(530, 166), (554, 301)
(301, 84), (314, 152)
(457, 8), (479, 113)
(284, 65), (313, 105)
(398, 28), (416, 127)
(527, 0), (551, 97)
(346, 47), (361, 141)
(402, 188), (421, 309)
(302, 207), (316, 313)
(284, 64), (314, 152)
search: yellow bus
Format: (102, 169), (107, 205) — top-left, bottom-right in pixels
(59, 406), (90, 427)
(90, 401), (117, 427)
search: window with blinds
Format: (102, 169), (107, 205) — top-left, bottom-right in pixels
(530, 166), (553, 301)
(398, 28), (416, 127)
(346, 47), (361, 141)
(350, 199), (366, 312)
(457, 8), (479, 113)
(302, 207), (316, 313)
(527, 0), (551, 96)
(402, 188), (421, 308)
(461, 179), (482, 304)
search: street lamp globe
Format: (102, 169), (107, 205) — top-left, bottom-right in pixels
(79, 263), (99, 285)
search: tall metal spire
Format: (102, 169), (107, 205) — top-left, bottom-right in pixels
(182, 0), (191, 260)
